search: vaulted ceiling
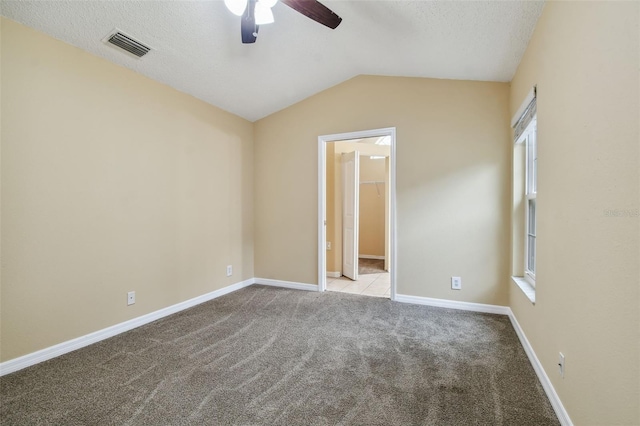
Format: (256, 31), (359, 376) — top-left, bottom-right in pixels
(1, 1), (544, 121)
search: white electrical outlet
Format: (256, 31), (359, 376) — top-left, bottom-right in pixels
(451, 276), (462, 290)
(226, 265), (233, 277)
(558, 352), (565, 378)
(326, 241), (332, 250)
(127, 291), (135, 306)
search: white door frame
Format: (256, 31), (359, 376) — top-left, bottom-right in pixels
(318, 127), (397, 301)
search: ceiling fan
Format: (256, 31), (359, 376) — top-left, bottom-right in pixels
(224, 0), (342, 44)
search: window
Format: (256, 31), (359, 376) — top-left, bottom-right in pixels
(523, 120), (537, 284)
(512, 87), (537, 298)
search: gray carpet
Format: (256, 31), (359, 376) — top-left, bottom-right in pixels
(358, 258), (385, 275)
(0, 285), (559, 425)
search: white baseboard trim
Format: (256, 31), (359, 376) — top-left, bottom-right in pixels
(359, 255), (385, 260)
(508, 310), (573, 426)
(0, 278), (254, 377)
(254, 277), (317, 292)
(326, 271), (341, 278)
(395, 294), (510, 315)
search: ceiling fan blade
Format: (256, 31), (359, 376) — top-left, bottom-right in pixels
(241, 0), (259, 43)
(281, 0), (342, 29)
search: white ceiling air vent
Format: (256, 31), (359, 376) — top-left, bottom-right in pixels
(103, 29), (151, 58)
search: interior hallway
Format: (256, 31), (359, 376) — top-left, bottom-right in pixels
(327, 258), (390, 298)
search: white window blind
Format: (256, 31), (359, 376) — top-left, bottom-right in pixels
(513, 87), (537, 142)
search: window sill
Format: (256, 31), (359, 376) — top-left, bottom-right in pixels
(511, 276), (536, 304)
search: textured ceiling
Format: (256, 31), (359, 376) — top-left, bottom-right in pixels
(1, 0), (544, 121)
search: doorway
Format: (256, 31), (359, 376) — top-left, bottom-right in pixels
(318, 128), (396, 300)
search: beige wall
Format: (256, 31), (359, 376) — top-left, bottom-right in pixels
(0, 17), (3, 334)
(509, 2), (639, 424)
(359, 156), (386, 257)
(0, 19), (254, 362)
(325, 142), (339, 272)
(255, 75), (511, 305)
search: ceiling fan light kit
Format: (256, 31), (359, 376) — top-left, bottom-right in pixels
(227, 0), (342, 44)
(254, 1), (275, 25)
(261, 0), (279, 9)
(224, 0), (248, 17)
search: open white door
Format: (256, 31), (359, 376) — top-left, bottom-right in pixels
(342, 151), (360, 280)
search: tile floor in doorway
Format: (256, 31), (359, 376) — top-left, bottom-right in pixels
(326, 272), (390, 298)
